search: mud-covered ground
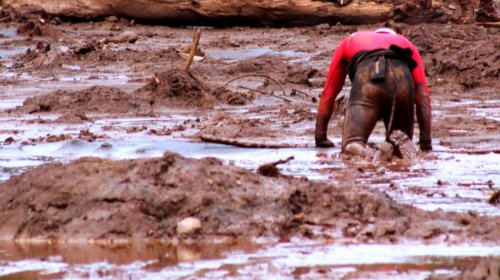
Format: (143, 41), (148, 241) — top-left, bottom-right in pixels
(0, 3), (499, 279)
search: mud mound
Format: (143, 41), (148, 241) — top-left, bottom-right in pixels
(0, 153), (498, 244)
(9, 86), (150, 114)
(404, 24), (500, 89)
(136, 69), (213, 106)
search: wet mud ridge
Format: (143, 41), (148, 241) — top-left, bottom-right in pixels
(0, 153), (498, 245)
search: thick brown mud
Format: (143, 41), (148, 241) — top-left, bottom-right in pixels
(0, 152), (498, 245)
(0, 3), (499, 278)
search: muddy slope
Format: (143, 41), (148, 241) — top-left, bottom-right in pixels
(0, 153), (498, 244)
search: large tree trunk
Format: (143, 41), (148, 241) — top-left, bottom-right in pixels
(4, 0), (394, 25)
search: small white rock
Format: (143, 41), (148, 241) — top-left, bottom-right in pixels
(176, 217), (201, 235)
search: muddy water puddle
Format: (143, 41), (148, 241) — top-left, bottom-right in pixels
(0, 241), (499, 279)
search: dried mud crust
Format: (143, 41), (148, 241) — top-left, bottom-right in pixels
(0, 153), (498, 244)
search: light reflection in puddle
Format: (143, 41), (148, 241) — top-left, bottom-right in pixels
(0, 46), (31, 58)
(0, 28), (18, 38)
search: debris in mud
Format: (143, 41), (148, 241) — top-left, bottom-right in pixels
(55, 111), (92, 123)
(73, 42), (97, 55)
(175, 40), (205, 61)
(286, 65), (318, 86)
(489, 190), (500, 206)
(78, 129), (106, 142)
(103, 30), (139, 44)
(16, 18), (58, 38)
(20, 134), (71, 145)
(0, 153), (498, 244)
(212, 87), (249, 105)
(257, 156), (294, 177)
(176, 217), (202, 236)
(3, 136), (15, 145)
(137, 69), (213, 106)
(15, 41), (61, 69)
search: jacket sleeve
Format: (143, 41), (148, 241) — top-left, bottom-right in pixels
(409, 44), (432, 143)
(317, 39), (349, 118)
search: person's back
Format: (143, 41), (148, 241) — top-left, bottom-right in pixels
(337, 31), (416, 61)
(315, 28), (433, 156)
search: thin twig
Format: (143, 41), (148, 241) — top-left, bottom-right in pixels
(213, 74), (287, 96)
(239, 86), (292, 103)
(268, 156), (295, 167)
(184, 29), (202, 72)
(291, 88), (311, 97)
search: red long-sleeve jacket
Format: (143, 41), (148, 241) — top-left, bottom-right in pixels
(318, 31), (431, 117)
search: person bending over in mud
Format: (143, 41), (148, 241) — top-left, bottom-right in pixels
(314, 28), (432, 157)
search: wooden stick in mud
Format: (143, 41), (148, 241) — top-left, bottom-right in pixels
(267, 156), (295, 167)
(213, 74), (287, 97)
(200, 134), (310, 148)
(184, 29), (202, 72)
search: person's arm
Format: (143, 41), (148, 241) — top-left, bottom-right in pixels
(410, 45), (432, 151)
(315, 39), (349, 147)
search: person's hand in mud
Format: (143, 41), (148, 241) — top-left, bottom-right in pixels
(315, 114), (335, 148)
(315, 136), (335, 148)
(419, 136), (432, 151)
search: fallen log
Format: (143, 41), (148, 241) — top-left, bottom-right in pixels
(476, 21), (500, 28)
(4, 0), (394, 25)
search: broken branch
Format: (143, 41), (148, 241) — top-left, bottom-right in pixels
(184, 29), (202, 72)
(257, 156), (295, 177)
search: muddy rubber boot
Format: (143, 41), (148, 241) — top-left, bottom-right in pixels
(476, 0), (500, 22)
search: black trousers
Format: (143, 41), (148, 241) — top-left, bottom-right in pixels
(342, 58), (415, 148)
